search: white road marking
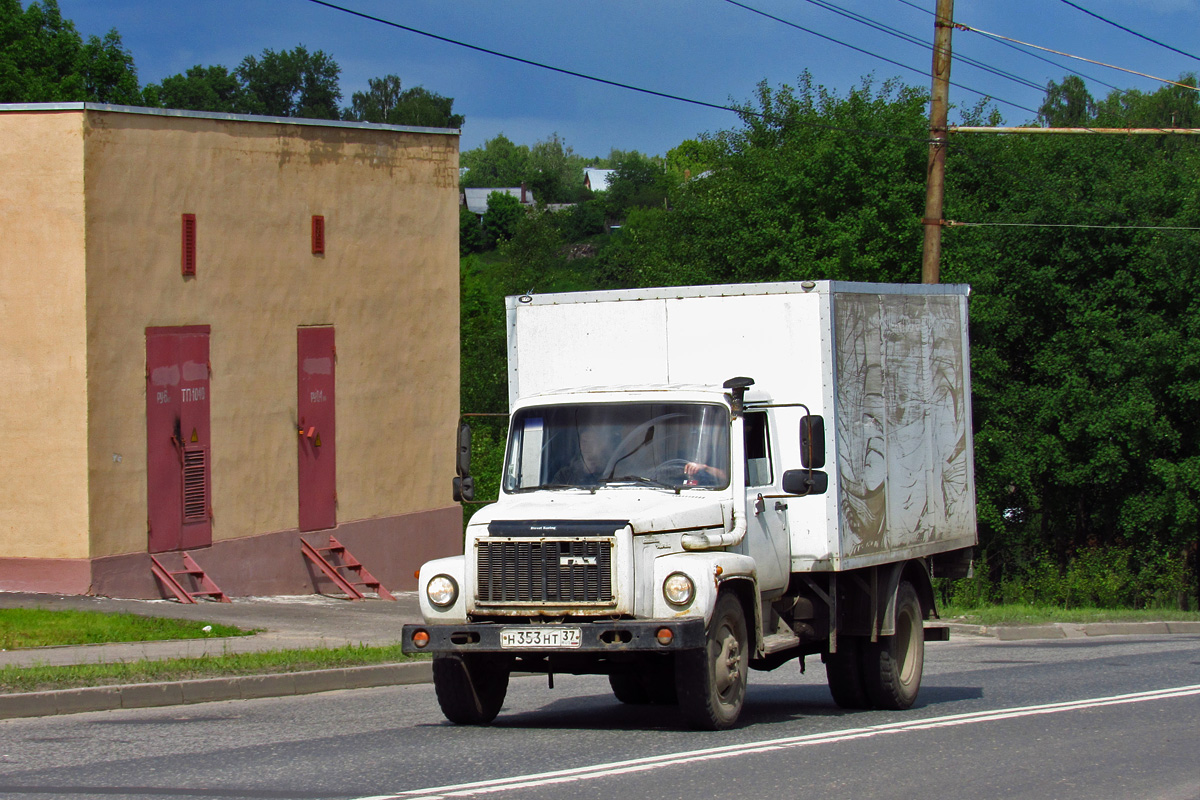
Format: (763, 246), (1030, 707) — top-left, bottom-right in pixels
(358, 684), (1200, 800)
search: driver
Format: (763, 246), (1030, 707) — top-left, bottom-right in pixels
(684, 461), (727, 485)
(553, 423), (615, 484)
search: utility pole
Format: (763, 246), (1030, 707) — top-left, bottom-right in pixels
(921, 0), (954, 284)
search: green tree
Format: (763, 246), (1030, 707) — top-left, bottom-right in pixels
(234, 46), (341, 119)
(498, 207), (567, 293)
(461, 134), (530, 189)
(525, 133), (588, 204)
(600, 73), (929, 287)
(665, 138), (719, 184)
(1095, 73), (1199, 128)
(148, 45), (342, 119)
(1038, 75), (1096, 127)
(342, 74), (464, 128)
(944, 77), (1200, 606)
(0, 0), (141, 104)
(603, 151), (668, 215)
(459, 204), (491, 256)
(148, 64), (241, 113)
(481, 191), (525, 248)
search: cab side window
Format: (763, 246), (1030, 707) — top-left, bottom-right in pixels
(744, 411), (773, 487)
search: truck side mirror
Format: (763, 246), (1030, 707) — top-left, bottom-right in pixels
(800, 415), (825, 469)
(782, 469), (828, 496)
(456, 422), (472, 477)
(452, 475), (475, 502)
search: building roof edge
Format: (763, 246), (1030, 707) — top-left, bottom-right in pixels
(0, 102), (460, 135)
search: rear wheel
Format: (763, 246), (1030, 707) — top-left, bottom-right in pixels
(432, 653), (511, 725)
(676, 592), (748, 730)
(824, 636), (871, 709)
(861, 580), (925, 710)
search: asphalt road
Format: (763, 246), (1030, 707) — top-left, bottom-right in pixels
(0, 633), (1197, 800)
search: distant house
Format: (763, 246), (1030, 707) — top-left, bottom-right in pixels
(584, 168), (615, 192)
(462, 183), (535, 216)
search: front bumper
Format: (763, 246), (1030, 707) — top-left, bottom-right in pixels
(401, 618), (707, 655)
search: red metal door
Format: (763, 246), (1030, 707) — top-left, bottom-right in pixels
(146, 326), (212, 553)
(298, 326), (336, 531)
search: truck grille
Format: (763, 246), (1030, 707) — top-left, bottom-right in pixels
(476, 538), (614, 606)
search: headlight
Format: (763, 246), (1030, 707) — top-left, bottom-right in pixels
(426, 574), (459, 608)
(663, 572), (695, 607)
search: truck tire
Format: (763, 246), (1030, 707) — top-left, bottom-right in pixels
(609, 673), (651, 704)
(676, 592), (748, 730)
(824, 637), (871, 709)
(609, 659), (678, 705)
(861, 580), (924, 710)
(432, 653), (511, 725)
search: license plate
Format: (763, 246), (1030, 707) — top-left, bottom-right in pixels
(499, 627), (583, 649)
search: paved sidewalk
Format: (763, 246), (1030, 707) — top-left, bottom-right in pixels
(0, 591), (430, 720)
(0, 592), (1197, 720)
(0, 591), (423, 669)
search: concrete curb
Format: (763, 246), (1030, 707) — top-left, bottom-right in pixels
(946, 620), (1200, 641)
(0, 660), (432, 720)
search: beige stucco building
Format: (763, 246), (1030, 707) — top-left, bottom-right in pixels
(0, 103), (462, 598)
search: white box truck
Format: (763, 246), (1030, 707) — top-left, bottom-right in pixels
(402, 281), (977, 729)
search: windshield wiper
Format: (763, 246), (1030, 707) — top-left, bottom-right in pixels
(603, 474), (681, 493)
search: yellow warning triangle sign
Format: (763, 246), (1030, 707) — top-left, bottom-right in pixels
(190, 428), (199, 443)
(314, 433), (322, 447)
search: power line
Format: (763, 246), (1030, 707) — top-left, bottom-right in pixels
(301, 0), (937, 147)
(303, 0), (741, 116)
(798, 0), (1045, 92)
(892, 0), (1123, 96)
(1057, 0), (1200, 64)
(947, 220), (1200, 232)
(721, 0), (1040, 115)
(959, 23), (1200, 93)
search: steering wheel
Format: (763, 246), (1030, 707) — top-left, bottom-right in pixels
(655, 458), (693, 484)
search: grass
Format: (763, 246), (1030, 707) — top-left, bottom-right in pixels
(0, 608), (249, 649)
(0, 643), (427, 694)
(941, 603), (1200, 627)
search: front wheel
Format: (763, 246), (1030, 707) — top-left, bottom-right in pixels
(432, 653), (511, 725)
(676, 592), (749, 730)
(861, 580), (925, 710)
(610, 658), (678, 705)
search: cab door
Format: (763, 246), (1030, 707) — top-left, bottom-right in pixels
(737, 411), (790, 596)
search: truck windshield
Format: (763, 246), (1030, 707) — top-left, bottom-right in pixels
(503, 402), (731, 492)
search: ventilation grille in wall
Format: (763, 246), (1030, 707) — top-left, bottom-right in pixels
(181, 214), (197, 276)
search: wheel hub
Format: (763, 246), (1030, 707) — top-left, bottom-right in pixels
(715, 630), (742, 696)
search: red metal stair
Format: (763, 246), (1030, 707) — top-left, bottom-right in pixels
(150, 552), (230, 603)
(300, 535), (396, 601)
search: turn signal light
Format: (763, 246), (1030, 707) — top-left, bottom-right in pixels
(655, 628), (674, 646)
(412, 630), (430, 648)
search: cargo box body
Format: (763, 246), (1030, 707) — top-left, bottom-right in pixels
(505, 280), (977, 572)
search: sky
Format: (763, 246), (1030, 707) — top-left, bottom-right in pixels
(51, 0), (1200, 158)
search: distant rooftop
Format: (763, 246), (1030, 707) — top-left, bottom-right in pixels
(584, 168), (615, 192)
(462, 186), (536, 215)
